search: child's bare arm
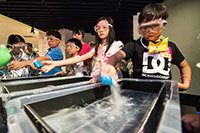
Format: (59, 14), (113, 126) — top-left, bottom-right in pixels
(8, 56), (51, 70)
(42, 51), (93, 73)
(177, 59), (192, 90)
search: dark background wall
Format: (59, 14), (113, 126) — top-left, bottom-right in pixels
(163, 0), (200, 94)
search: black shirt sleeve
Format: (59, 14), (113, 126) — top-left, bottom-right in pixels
(122, 40), (136, 60)
(169, 41), (185, 65)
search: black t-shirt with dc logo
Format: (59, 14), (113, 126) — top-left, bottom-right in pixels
(122, 37), (184, 80)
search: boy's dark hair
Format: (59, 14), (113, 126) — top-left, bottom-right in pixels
(26, 42), (33, 48)
(72, 26), (85, 38)
(7, 34), (25, 45)
(66, 38), (82, 53)
(46, 29), (61, 40)
(138, 3), (168, 24)
(94, 16), (116, 55)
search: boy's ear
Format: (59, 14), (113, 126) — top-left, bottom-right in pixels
(76, 47), (80, 52)
(163, 21), (168, 26)
(56, 39), (61, 45)
(137, 27), (142, 35)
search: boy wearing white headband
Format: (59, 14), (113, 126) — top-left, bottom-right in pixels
(101, 3), (191, 90)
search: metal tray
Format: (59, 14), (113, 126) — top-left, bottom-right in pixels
(0, 76), (91, 126)
(24, 79), (181, 133)
(0, 75), (91, 93)
(0, 76), (91, 101)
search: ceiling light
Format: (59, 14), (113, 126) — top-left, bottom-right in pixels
(196, 62), (200, 68)
(30, 26), (35, 34)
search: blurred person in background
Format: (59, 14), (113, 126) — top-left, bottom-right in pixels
(72, 26), (92, 75)
(26, 42), (40, 76)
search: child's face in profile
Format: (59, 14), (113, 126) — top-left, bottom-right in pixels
(26, 45), (32, 53)
(12, 42), (26, 54)
(139, 18), (167, 42)
(66, 42), (80, 56)
(47, 35), (60, 48)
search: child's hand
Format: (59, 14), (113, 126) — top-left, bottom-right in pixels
(8, 61), (26, 70)
(30, 62), (38, 70)
(101, 64), (118, 80)
(90, 74), (100, 84)
(41, 61), (56, 73)
(178, 82), (190, 90)
(182, 114), (200, 133)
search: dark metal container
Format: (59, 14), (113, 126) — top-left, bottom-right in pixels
(24, 79), (181, 133)
(0, 75), (91, 125)
(0, 75), (91, 94)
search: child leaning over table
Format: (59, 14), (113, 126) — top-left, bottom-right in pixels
(8, 29), (64, 76)
(101, 3), (191, 90)
(55, 38), (86, 76)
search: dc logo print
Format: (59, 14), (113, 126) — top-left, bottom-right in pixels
(142, 52), (171, 75)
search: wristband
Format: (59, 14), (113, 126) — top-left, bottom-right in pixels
(0, 70), (6, 74)
(87, 52), (93, 58)
(33, 60), (43, 68)
(180, 75), (192, 82)
(100, 74), (113, 85)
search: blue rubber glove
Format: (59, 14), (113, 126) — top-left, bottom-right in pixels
(100, 74), (113, 85)
(33, 60), (43, 68)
